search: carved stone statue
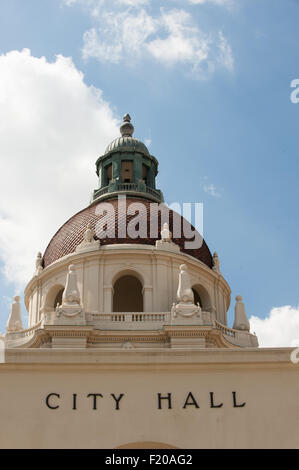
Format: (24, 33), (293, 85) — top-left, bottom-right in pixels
(171, 264), (201, 320)
(233, 295), (250, 331)
(76, 222), (100, 253)
(83, 223), (94, 243)
(212, 252), (220, 274)
(177, 264), (194, 304)
(56, 265), (82, 318)
(161, 222), (172, 242)
(35, 252), (43, 276)
(62, 265), (80, 306)
(155, 222), (180, 253)
(6, 296), (23, 332)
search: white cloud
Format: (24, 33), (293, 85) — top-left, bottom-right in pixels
(0, 49), (119, 287)
(250, 306), (299, 347)
(64, 0), (234, 77)
(202, 184), (221, 197)
(201, 178), (221, 197)
(146, 9), (210, 68)
(117, 0), (149, 5)
(217, 31), (234, 71)
(188, 0), (234, 8)
(189, 0), (231, 5)
(63, 0), (149, 12)
(83, 9), (233, 76)
(65, 0), (230, 8)
(82, 8), (157, 63)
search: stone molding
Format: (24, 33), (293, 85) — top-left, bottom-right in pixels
(4, 319), (257, 350)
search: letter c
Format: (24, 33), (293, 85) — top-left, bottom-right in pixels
(46, 393), (60, 409)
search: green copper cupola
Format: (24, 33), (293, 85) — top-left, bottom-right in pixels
(92, 114), (163, 203)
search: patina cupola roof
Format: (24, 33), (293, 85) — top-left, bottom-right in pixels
(93, 113), (162, 203)
(104, 114), (150, 158)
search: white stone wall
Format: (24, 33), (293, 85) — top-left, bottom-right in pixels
(0, 348), (297, 449)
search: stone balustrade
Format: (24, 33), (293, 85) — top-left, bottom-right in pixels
(86, 312), (171, 330)
(4, 321), (43, 347)
(93, 184), (162, 202)
(214, 320), (236, 337)
(3, 312), (258, 348)
(214, 320), (258, 347)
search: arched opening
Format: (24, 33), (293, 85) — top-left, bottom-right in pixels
(113, 275), (143, 312)
(192, 288), (202, 308)
(44, 284), (65, 311)
(142, 164), (149, 185)
(192, 284), (211, 311)
(106, 163), (112, 184)
(54, 288), (64, 308)
(121, 160), (133, 183)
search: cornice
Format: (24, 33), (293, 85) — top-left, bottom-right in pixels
(2, 347), (296, 369)
(8, 323), (238, 350)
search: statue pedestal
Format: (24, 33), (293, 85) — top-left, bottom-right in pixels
(164, 326), (208, 349)
(171, 302), (204, 325)
(43, 325), (93, 348)
(75, 240), (100, 254)
(43, 306), (86, 326)
(155, 240), (180, 253)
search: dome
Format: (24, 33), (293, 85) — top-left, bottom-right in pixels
(102, 114), (150, 158)
(104, 136), (150, 158)
(43, 197), (213, 269)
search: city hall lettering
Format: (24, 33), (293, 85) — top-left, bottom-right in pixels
(45, 391), (246, 410)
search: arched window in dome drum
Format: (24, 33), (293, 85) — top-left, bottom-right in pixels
(54, 288), (64, 308)
(113, 275), (143, 312)
(191, 284), (212, 311)
(192, 288), (202, 308)
(44, 284), (65, 314)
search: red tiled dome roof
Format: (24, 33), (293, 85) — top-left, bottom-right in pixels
(43, 197), (213, 268)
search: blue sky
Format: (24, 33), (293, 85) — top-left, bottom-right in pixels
(0, 0), (298, 344)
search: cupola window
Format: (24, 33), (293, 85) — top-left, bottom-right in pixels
(142, 164), (149, 185)
(106, 163), (112, 184)
(121, 161), (133, 183)
(113, 275), (143, 312)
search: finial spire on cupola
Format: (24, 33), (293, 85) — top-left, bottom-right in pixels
(120, 113), (134, 137)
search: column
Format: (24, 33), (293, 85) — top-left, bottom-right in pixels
(142, 286), (153, 312)
(103, 285), (114, 313)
